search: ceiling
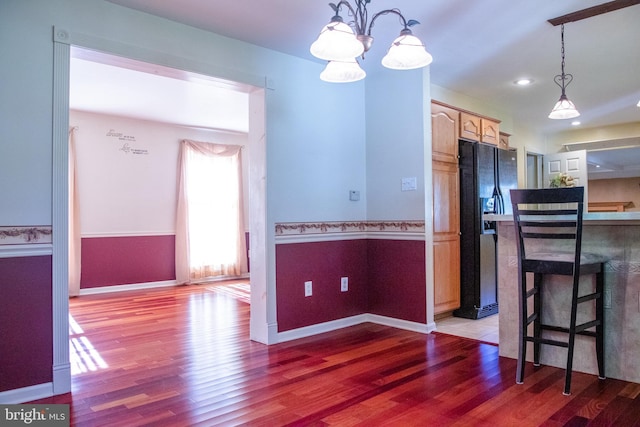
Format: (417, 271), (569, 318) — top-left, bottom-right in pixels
(98, 0), (639, 136)
(71, 0), (640, 173)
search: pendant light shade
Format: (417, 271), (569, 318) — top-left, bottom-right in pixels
(549, 94), (580, 119)
(320, 59), (366, 83)
(381, 29), (433, 70)
(310, 18), (364, 62)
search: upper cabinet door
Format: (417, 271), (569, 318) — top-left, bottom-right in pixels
(481, 119), (499, 146)
(460, 112), (481, 142)
(499, 132), (510, 150)
(431, 103), (459, 164)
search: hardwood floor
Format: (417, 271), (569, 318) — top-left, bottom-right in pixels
(31, 283), (640, 426)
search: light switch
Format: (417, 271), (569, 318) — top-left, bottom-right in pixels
(349, 190), (360, 201)
(401, 177), (417, 191)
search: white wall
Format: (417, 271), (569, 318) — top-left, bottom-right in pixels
(266, 77), (367, 223)
(547, 122), (640, 153)
(71, 110), (249, 236)
(365, 68), (429, 221)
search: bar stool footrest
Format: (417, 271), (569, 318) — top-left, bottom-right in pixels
(525, 336), (569, 348)
(526, 313), (539, 326)
(577, 292), (601, 304)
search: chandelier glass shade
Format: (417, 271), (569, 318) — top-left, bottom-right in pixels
(320, 59), (366, 83)
(548, 24), (580, 119)
(310, 1), (432, 82)
(381, 29), (433, 70)
(310, 18), (364, 61)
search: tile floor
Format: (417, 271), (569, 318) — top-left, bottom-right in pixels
(435, 313), (499, 344)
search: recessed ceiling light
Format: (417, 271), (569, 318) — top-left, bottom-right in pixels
(571, 121), (581, 126)
(514, 78), (533, 86)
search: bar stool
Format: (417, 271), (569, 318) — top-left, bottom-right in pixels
(510, 187), (606, 395)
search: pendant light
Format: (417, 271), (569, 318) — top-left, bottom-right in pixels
(549, 24), (580, 119)
(310, 1), (432, 83)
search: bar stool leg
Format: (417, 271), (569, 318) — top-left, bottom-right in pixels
(516, 269), (527, 385)
(533, 273), (542, 366)
(596, 270), (606, 380)
(563, 276), (581, 396)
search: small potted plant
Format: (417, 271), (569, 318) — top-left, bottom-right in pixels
(549, 172), (576, 188)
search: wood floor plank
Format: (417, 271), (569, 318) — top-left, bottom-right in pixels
(26, 282), (640, 426)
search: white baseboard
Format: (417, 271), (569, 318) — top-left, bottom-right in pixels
(366, 314), (434, 334)
(276, 313), (433, 343)
(0, 382), (53, 404)
(53, 363), (71, 395)
(78, 275), (251, 296)
(79, 280), (177, 295)
(267, 322), (279, 345)
(277, 314), (369, 343)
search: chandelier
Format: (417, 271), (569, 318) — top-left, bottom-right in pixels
(548, 24), (580, 119)
(310, 1), (433, 83)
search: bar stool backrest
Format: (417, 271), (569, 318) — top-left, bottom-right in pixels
(510, 187), (584, 276)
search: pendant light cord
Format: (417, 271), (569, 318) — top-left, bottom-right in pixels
(560, 24), (566, 77)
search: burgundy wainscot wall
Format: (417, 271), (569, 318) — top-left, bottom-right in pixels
(0, 256), (53, 392)
(276, 238), (426, 332)
(81, 235), (175, 288)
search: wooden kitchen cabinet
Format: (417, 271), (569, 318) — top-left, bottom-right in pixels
(460, 112), (500, 146)
(481, 119), (499, 146)
(431, 100), (506, 314)
(431, 101), (461, 314)
(499, 132), (511, 150)
(431, 102), (459, 164)
(431, 161), (461, 314)
(460, 112), (481, 142)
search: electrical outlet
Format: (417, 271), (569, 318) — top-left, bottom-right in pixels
(304, 281), (312, 297)
(604, 288), (612, 309)
(341, 277), (348, 292)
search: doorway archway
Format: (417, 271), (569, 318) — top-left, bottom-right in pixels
(52, 29), (270, 395)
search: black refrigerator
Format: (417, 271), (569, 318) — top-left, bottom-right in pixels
(453, 139), (518, 319)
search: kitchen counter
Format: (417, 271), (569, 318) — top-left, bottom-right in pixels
(486, 211), (640, 224)
(491, 213), (640, 383)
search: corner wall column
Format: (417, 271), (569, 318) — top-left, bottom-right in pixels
(52, 27), (71, 394)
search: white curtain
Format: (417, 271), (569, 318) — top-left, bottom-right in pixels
(175, 139), (247, 284)
(69, 127), (81, 297)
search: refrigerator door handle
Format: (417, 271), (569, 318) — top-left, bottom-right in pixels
(497, 193), (505, 215)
